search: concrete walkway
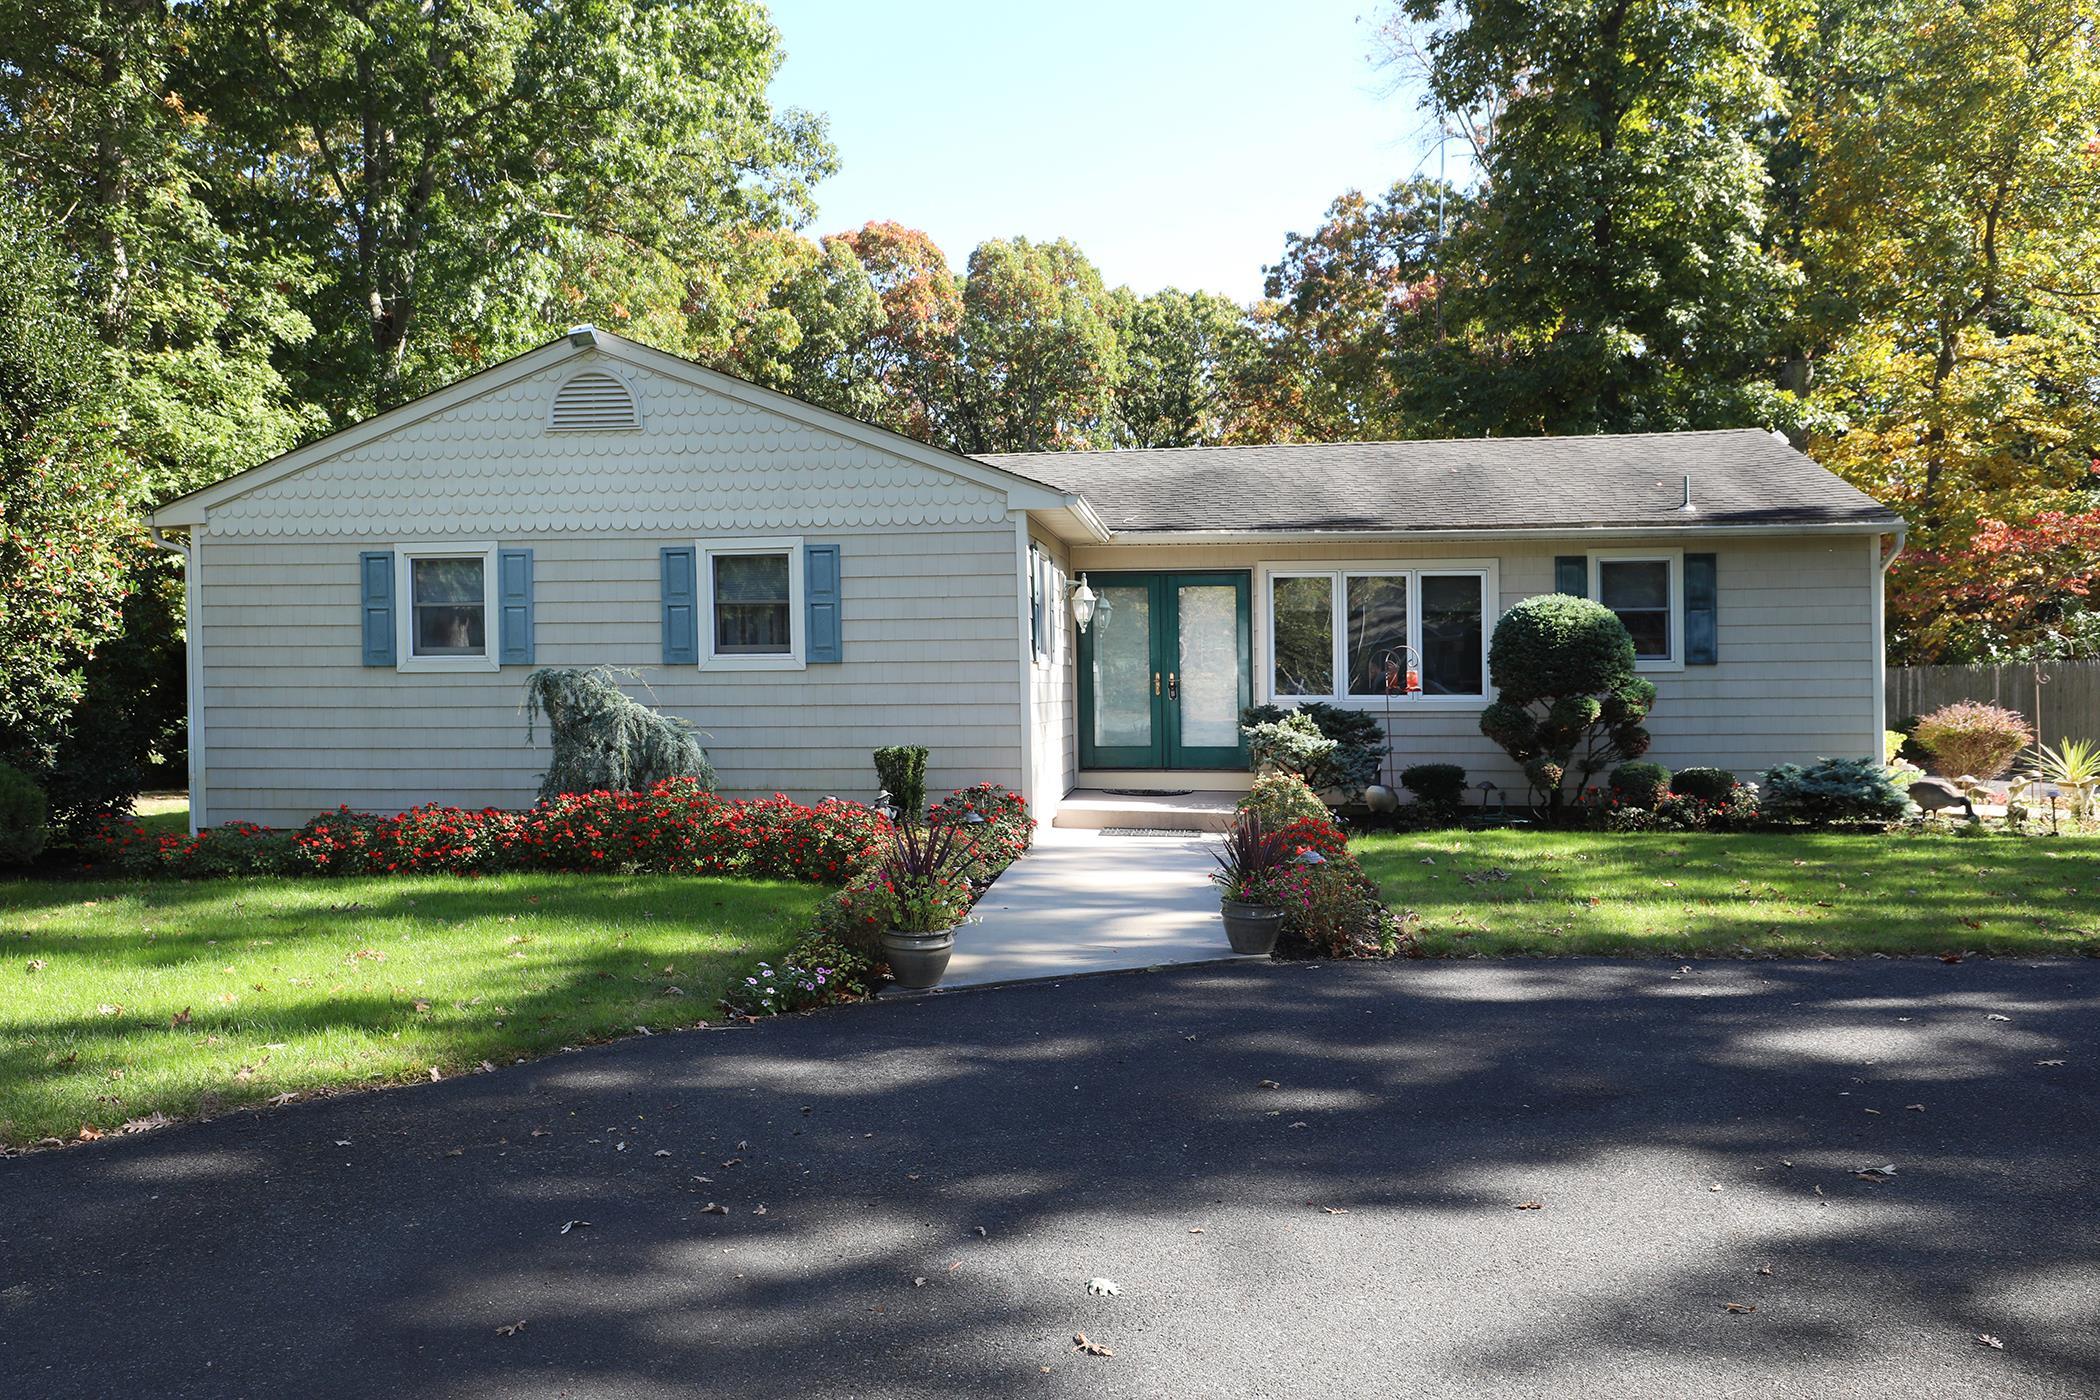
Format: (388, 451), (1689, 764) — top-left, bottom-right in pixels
(941, 826), (1255, 987)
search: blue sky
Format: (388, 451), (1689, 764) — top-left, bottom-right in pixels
(765, 0), (1449, 302)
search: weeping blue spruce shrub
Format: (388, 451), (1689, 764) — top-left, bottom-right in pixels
(522, 667), (715, 803)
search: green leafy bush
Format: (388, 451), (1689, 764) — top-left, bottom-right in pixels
(1669, 766), (1738, 800)
(1240, 702), (1386, 800)
(0, 761), (50, 866)
(1912, 702), (2034, 780)
(1244, 710), (1337, 781)
(1479, 595), (1655, 809)
(1608, 761), (1672, 808)
(1761, 757), (1911, 825)
(1237, 773), (1330, 827)
(873, 745), (930, 817)
(1400, 763), (1468, 809)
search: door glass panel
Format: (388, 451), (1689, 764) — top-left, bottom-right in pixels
(1177, 584), (1240, 749)
(1091, 583), (1154, 748)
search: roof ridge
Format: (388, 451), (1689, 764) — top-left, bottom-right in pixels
(976, 427), (1778, 461)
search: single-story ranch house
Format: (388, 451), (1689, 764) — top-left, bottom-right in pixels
(150, 327), (1906, 832)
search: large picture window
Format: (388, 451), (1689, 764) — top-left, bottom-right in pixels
(1267, 565), (1492, 704)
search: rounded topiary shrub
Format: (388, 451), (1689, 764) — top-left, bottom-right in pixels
(1480, 594), (1655, 809)
(1669, 766), (1738, 800)
(0, 761), (50, 867)
(1237, 773), (1330, 828)
(1400, 763), (1467, 808)
(1608, 761), (1671, 808)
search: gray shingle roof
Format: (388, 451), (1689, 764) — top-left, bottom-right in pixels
(976, 430), (1900, 534)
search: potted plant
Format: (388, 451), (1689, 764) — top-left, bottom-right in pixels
(874, 820), (972, 989)
(1211, 811), (1296, 955)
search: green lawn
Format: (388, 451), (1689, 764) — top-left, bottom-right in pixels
(132, 792), (190, 839)
(1353, 828), (2100, 958)
(0, 873), (823, 1147)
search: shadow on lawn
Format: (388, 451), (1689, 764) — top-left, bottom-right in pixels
(3, 959), (2097, 1396)
(0, 876), (817, 1141)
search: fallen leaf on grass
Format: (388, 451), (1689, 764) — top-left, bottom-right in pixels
(1724, 1302), (1757, 1314)
(559, 1220), (591, 1235)
(25, 959), (46, 973)
(269, 1091), (297, 1105)
(1072, 1332), (1114, 1357)
(495, 1321), (526, 1337)
(428, 1067), (442, 1082)
(169, 1007), (191, 1027)
(1975, 1334), (2004, 1350)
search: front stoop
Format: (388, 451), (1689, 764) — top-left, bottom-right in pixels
(1051, 788), (1241, 833)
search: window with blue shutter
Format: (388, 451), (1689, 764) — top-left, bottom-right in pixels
(805, 543), (842, 664)
(1554, 555), (1588, 597)
(497, 548), (534, 664)
(661, 546), (698, 665)
(359, 550), (396, 666)
(1685, 552), (1718, 665)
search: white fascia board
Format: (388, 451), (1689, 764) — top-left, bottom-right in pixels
(150, 338), (586, 527)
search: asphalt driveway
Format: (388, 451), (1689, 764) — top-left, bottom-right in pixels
(4, 960), (2097, 1399)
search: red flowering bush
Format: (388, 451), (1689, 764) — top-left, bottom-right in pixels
(1271, 814), (1350, 864)
(290, 807), (398, 875)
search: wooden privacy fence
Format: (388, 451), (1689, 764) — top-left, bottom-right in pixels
(1888, 662), (2100, 747)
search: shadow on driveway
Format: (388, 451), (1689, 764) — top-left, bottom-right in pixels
(3, 960), (2097, 1398)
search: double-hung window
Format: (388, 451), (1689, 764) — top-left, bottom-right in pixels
(703, 537), (804, 669)
(1589, 550), (1684, 669)
(395, 542), (497, 672)
(1266, 563), (1494, 704)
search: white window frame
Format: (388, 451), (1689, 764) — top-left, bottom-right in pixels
(394, 541), (498, 673)
(1256, 559), (1500, 711)
(1589, 548), (1685, 673)
(701, 535), (805, 671)
(1030, 542), (1061, 669)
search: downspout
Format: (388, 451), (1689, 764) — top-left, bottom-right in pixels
(149, 525), (204, 835)
(1873, 524), (1907, 759)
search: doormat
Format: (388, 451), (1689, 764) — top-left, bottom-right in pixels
(1099, 826), (1211, 837)
(1100, 788), (1196, 798)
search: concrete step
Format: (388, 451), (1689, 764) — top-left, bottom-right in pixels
(1053, 788), (1241, 832)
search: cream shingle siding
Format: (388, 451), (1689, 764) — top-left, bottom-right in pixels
(192, 357), (1025, 827)
(1067, 534), (1882, 787)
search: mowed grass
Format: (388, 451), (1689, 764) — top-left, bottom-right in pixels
(1352, 828), (2100, 958)
(0, 873), (823, 1147)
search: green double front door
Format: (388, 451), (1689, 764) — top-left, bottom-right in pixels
(1077, 572), (1252, 770)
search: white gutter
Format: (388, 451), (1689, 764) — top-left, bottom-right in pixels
(1079, 518), (1906, 547)
(148, 526), (204, 834)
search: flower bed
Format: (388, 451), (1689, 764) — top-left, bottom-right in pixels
(84, 779), (897, 884)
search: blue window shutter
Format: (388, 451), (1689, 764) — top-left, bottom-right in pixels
(1685, 552), (1718, 665)
(1554, 555), (1588, 597)
(806, 543), (842, 664)
(359, 550), (395, 666)
(661, 546), (698, 665)
(498, 548), (534, 664)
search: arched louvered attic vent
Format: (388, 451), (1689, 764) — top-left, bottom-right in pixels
(548, 370), (639, 432)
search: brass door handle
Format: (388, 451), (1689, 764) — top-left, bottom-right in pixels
(1169, 671), (1179, 700)
(1153, 671), (1160, 696)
